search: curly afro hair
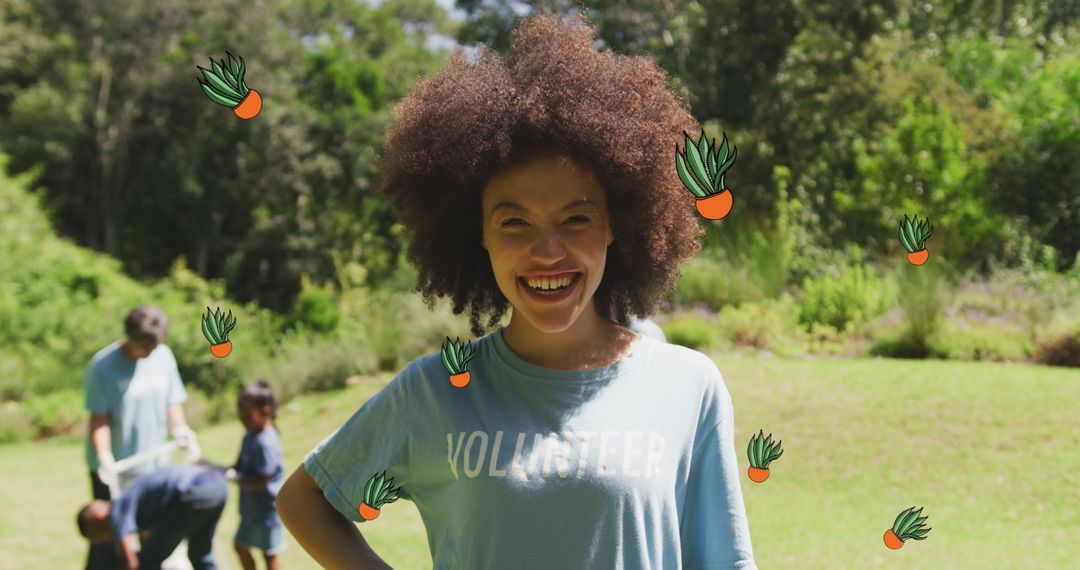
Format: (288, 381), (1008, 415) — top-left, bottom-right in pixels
(376, 11), (706, 337)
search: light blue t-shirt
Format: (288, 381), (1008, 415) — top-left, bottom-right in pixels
(84, 342), (187, 479)
(304, 327), (756, 569)
(236, 426), (285, 526)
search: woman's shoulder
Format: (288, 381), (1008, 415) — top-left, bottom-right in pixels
(391, 331), (497, 386)
(640, 337), (727, 389)
(642, 336), (721, 370)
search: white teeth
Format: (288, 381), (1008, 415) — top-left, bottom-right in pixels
(525, 275), (573, 290)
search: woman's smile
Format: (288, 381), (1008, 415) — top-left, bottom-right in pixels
(518, 271), (582, 304)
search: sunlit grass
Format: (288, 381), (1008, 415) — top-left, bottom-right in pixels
(2, 357), (1077, 568)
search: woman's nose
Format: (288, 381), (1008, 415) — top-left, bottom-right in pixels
(529, 229), (567, 262)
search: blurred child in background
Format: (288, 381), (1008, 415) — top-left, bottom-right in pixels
(231, 380), (286, 570)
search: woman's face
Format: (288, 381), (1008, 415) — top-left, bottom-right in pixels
(481, 153), (614, 334)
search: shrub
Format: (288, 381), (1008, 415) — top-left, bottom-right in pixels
(1033, 330), (1080, 368)
(289, 283), (341, 334)
(933, 321), (1034, 362)
(0, 402), (35, 443)
(716, 297), (803, 352)
(675, 254), (770, 310)
(805, 322), (849, 356)
(799, 262), (894, 332)
(344, 286), (475, 372)
(663, 314), (718, 350)
(676, 220), (791, 311)
(869, 325), (947, 359)
(249, 333), (379, 405)
(885, 263), (951, 358)
(0, 158), (292, 438)
(21, 389), (84, 438)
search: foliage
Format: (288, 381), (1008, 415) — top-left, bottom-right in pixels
(1033, 329), (1080, 368)
(246, 333), (379, 405)
(662, 313), (718, 350)
(716, 296), (803, 353)
(933, 321), (1034, 362)
(870, 262), (953, 358)
(848, 93), (998, 264)
(332, 260), (475, 373)
(986, 49), (1080, 270)
(0, 0), (451, 312)
(1, 0), (1078, 315)
(289, 280), (342, 335)
(0, 151), (278, 435)
(675, 217), (792, 311)
(799, 260), (895, 332)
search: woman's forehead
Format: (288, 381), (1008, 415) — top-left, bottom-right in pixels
(483, 157), (606, 209)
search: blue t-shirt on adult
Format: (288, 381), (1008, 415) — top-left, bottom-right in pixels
(304, 326), (756, 569)
(236, 426), (285, 526)
(84, 342), (187, 480)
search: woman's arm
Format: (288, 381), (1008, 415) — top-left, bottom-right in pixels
(277, 465), (394, 570)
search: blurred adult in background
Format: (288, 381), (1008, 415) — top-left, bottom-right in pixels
(83, 305), (199, 569)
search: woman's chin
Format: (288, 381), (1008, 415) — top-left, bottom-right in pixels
(513, 304), (586, 334)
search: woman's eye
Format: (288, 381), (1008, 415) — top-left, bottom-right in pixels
(501, 216), (589, 227)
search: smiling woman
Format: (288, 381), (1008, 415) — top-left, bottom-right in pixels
(279, 11), (757, 570)
(374, 16), (705, 340)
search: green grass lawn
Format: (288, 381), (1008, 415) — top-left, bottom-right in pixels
(2, 356), (1077, 569)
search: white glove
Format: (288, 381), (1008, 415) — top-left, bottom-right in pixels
(172, 425), (196, 449)
(96, 452), (119, 491)
(172, 425), (202, 463)
(184, 439), (202, 463)
(224, 468), (238, 482)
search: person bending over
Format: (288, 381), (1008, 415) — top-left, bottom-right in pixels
(77, 464), (228, 570)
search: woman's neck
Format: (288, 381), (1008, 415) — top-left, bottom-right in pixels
(503, 307), (635, 371)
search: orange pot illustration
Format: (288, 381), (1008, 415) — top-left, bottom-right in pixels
(358, 471), (401, 521)
(898, 214), (934, 266)
(677, 129), (738, 220)
(201, 306), (236, 358)
(197, 52), (263, 120)
(883, 506), (931, 549)
(746, 429), (783, 483)
(441, 337), (476, 388)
